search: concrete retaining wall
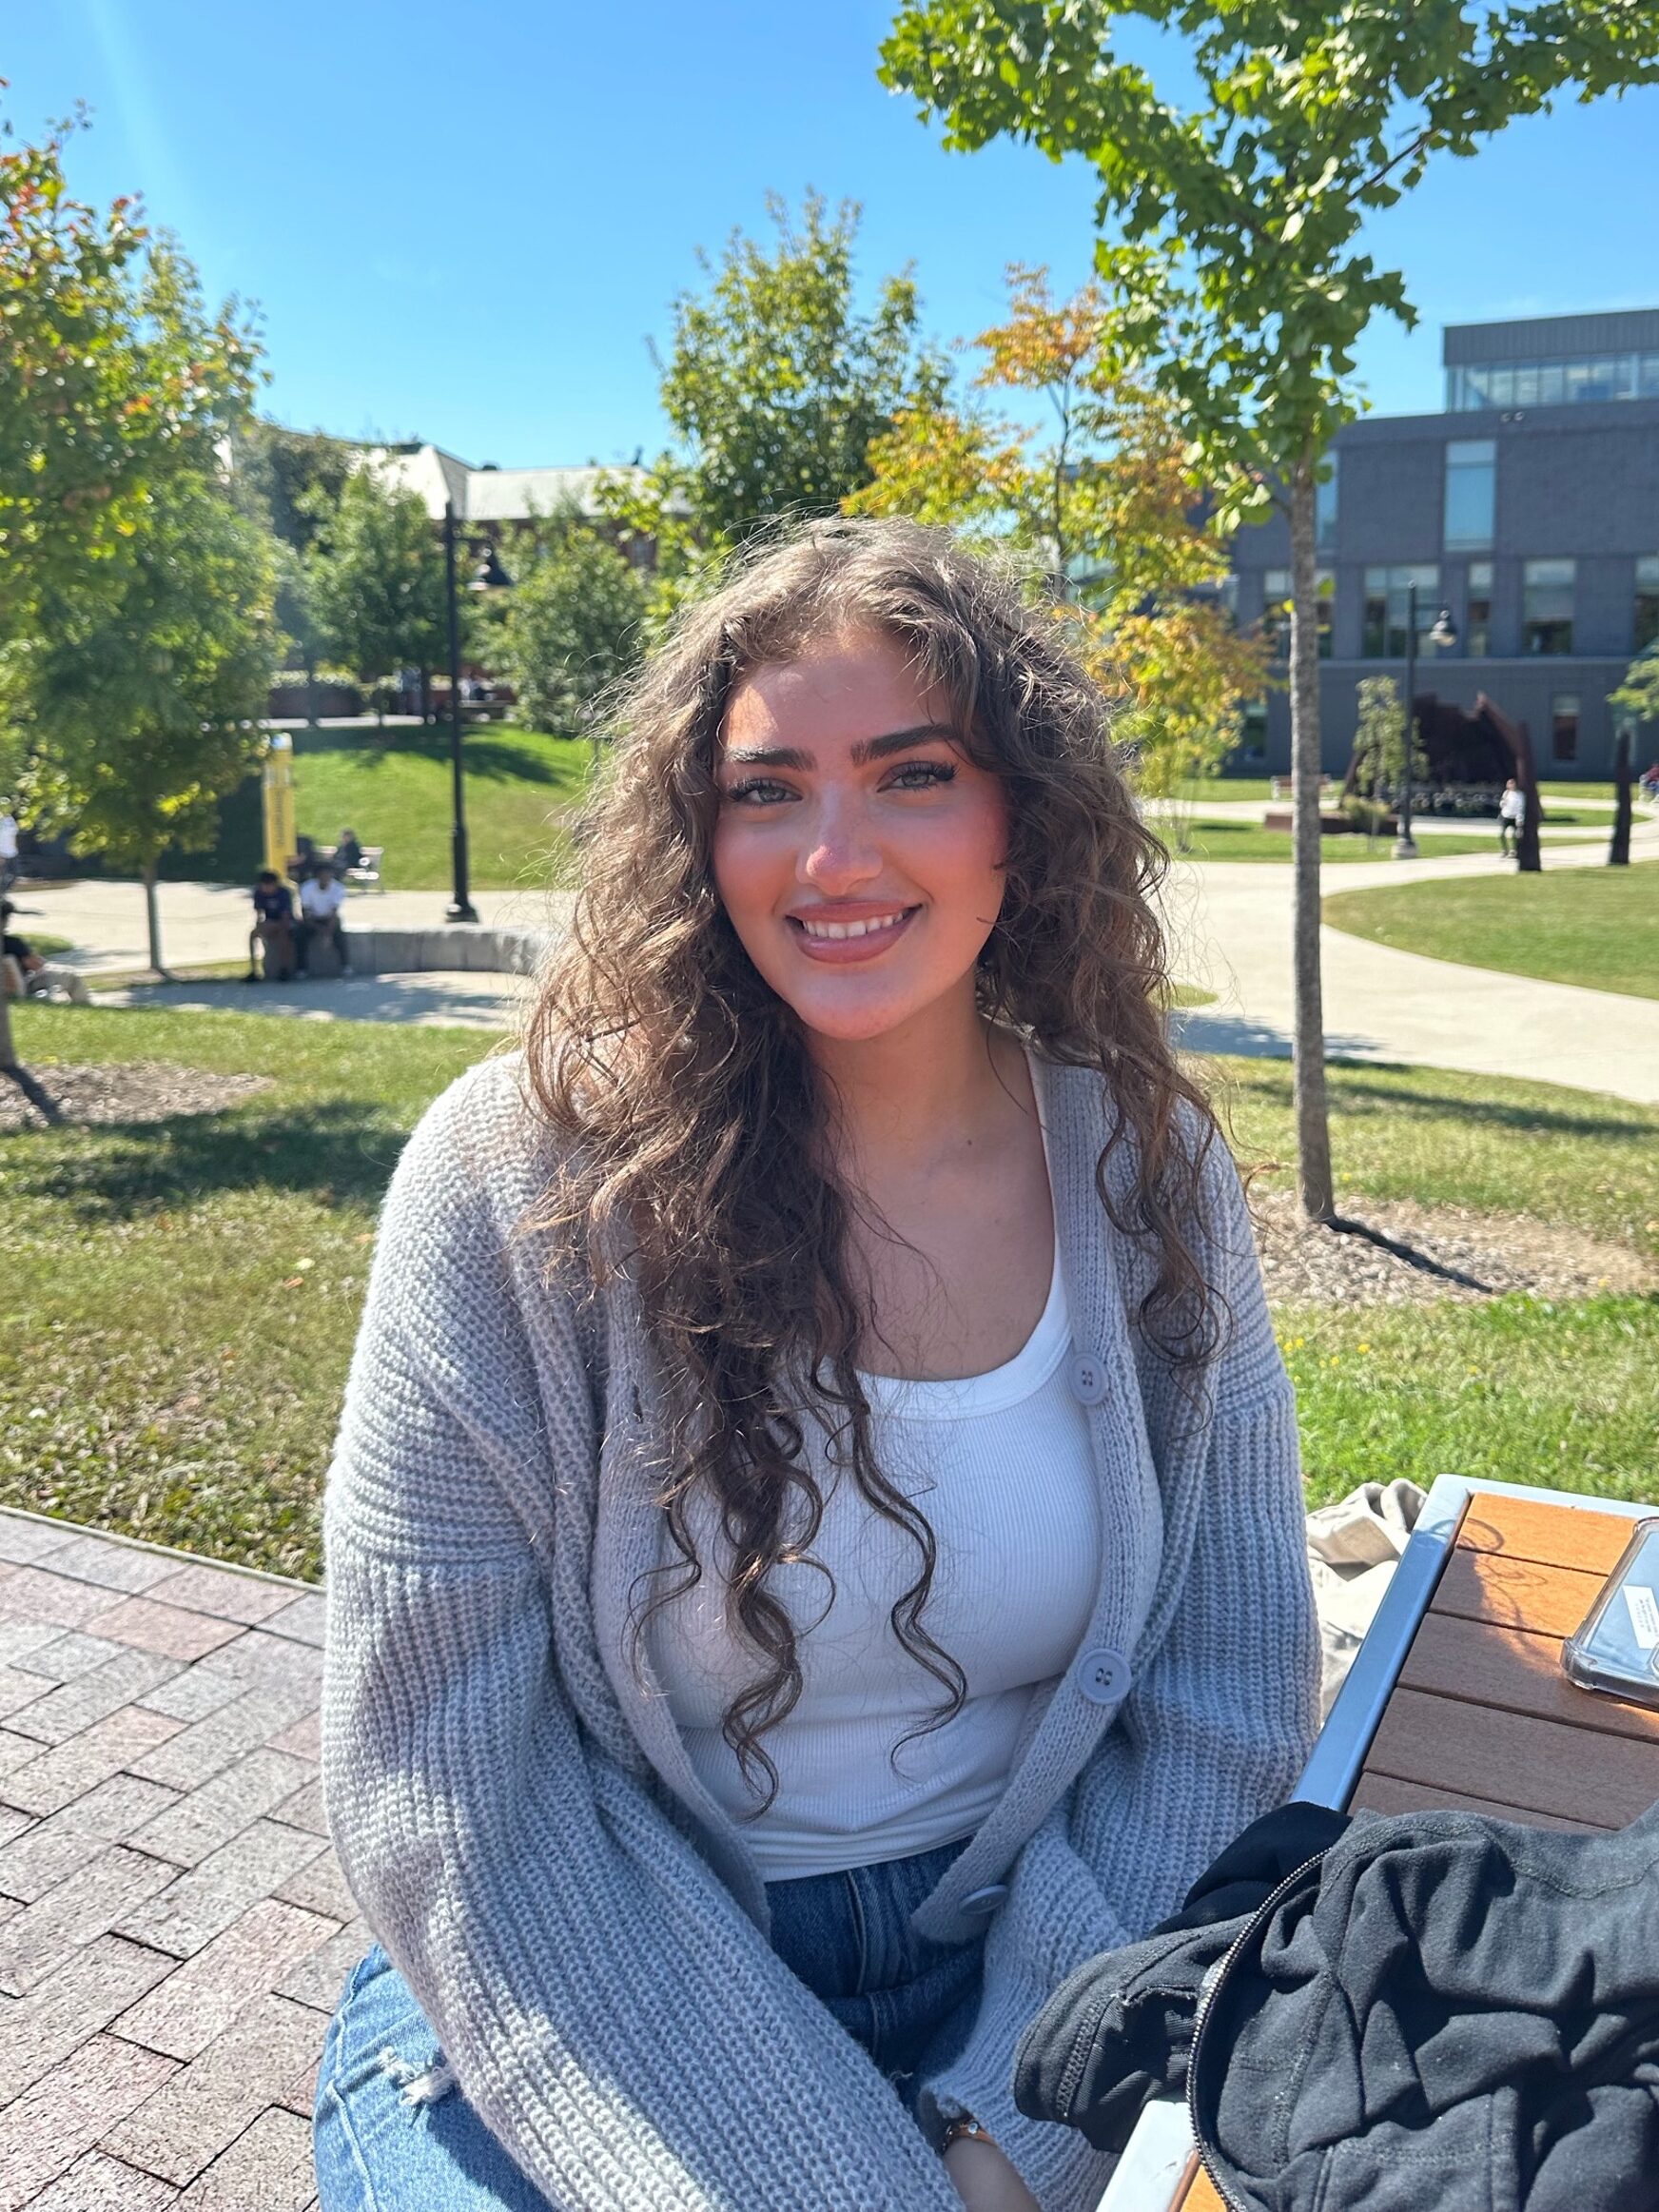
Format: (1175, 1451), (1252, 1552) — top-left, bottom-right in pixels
(342, 927), (555, 977)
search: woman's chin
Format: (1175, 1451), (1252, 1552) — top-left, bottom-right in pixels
(784, 979), (972, 1049)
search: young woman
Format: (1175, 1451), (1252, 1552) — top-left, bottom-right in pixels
(315, 519), (1317, 2212)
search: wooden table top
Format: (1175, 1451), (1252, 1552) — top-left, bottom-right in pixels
(1177, 1491), (1652, 2210)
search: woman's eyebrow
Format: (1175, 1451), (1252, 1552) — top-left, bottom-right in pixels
(722, 723), (959, 771)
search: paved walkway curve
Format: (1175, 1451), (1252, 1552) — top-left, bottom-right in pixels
(1168, 811), (1659, 1105)
(10, 809), (1659, 1103)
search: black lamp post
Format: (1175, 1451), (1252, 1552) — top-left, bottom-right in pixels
(442, 502), (513, 924)
(1394, 585), (1458, 860)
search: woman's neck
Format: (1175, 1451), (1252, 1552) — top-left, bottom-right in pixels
(806, 990), (1025, 1182)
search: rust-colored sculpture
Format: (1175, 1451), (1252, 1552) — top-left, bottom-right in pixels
(1343, 690), (1544, 871)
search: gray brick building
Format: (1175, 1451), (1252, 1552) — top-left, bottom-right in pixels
(1231, 306), (1659, 779)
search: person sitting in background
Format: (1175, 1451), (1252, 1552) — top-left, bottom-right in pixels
(249, 870), (297, 982)
(2, 899), (90, 1004)
(334, 827), (364, 877)
(289, 832), (320, 883)
(296, 863), (351, 977)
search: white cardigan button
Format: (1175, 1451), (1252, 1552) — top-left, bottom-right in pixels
(1068, 1352), (1109, 1406)
(960, 1884), (1009, 1919)
(1076, 1646), (1131, 1707)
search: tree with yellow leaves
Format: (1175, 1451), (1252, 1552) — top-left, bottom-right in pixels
(846, 266), (1267, 846)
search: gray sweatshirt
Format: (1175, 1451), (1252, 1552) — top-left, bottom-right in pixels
(322, 1048), (1317, 2212)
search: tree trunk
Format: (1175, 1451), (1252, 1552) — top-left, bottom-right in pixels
(1515, 728), (1543, 872)
(420, 666), (433, 724)
(1288, 457), (1336, 1223)
(1610, 725), (1633, 866)
(143, 864), (166, 978)
(304, 648), (319, 729)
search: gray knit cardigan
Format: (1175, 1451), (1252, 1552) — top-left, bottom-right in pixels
(322, 1048), (1318, 2212)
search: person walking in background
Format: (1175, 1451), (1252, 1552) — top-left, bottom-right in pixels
(249, 870), (297, 982)
(296, 863), (351, 976)
(0, 808), (18, 896)
(1498, 776), (1527, 857)
(314, 519), (1317, 2212)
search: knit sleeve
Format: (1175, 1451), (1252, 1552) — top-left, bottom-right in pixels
(917, 1137), (1318, 2212)
(322, 1073), (964, 2212)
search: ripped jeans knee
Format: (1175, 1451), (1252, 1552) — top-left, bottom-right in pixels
(376, 2045), (459, 2110)
(314, 1944), (556, 2210)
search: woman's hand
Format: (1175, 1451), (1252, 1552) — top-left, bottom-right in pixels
(943, 2133), (1042, 2212)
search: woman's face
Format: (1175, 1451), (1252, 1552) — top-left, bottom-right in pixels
(712, 626), (1008, 1046)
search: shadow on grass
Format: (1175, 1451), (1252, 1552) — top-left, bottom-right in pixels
(7, 1098), (404, 1220)
(1231, 1058), (1652, 1144)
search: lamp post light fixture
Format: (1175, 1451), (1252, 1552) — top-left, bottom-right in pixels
(442, 502), (513, 924)
(1394, 586), (1458, 860)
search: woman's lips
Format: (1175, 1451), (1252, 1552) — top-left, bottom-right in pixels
(786, 906), (920, 963)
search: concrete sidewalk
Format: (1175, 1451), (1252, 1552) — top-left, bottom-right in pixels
(1167, 813), (1659, 1105)
(3, 880), (573, 978)
(11, 812), (1659, 1105)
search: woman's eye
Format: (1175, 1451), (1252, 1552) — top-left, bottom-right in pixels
(722, 777), (795, 805)
(886, 761), (956, 793)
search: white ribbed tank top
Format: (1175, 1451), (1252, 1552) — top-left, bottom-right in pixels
(649, 1108), (1103, 1878)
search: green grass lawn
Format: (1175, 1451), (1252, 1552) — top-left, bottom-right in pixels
(166, 722), (592, 891)
(4, 1008), (1655, 1576)
(1168, 820), (1508, 863)
(1210, 1055), (1659, 1510)
(1323, 864), (1659, 1002)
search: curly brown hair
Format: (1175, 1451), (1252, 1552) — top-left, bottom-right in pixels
(523, 516), (1220, 1809)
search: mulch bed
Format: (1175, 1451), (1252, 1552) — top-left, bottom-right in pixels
(0, 1060), (272, 1132)
(1253, 1188), (1657, 1308)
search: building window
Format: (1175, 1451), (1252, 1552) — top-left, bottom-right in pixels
(1262, 569), (1333, 659)
(1636, 556), (1659, 653)
(1450, 352), (1655, 411)
(1466, 562), (1493, 657)
(1444, 440), (1495, 551)
(1315, 453), (1339, 550)
(1551, 695), (1580, 763)
(1239, 697), (1267, 763)
(1523, 559), (1575, 655)
(1362, 565), (1441, 657)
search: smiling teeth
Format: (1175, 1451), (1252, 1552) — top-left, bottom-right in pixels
(798, 912), (905, 940)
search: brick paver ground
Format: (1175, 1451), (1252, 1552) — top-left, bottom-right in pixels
(0, 1507), (348, 2209)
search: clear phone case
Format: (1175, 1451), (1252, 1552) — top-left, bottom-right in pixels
(1562, 1518), (1659, 1707)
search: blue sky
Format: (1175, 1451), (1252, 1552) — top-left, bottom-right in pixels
(10, 2), (1659, 467)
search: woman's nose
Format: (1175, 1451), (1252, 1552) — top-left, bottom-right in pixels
(799, 801), (881, 892)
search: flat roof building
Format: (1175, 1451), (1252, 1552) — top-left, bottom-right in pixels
(1230, 308), (1659, 778)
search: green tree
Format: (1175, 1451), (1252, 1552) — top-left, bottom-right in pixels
(602, 192), (942, 626)
(1349, 674), (1427, 804)
(230, 421), (357, 723)
(848, 265), (1267, 846)
(306, 468), (447, 720)
(0, 105), (258, 1067)
(881, 0), (1659, 1221)
(9, 470), (279, 972)
(1610, 644), (1659, 733)
(497, 506), (645, 755)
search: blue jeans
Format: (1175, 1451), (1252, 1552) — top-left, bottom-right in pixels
(312, 1837), (985, 2209)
